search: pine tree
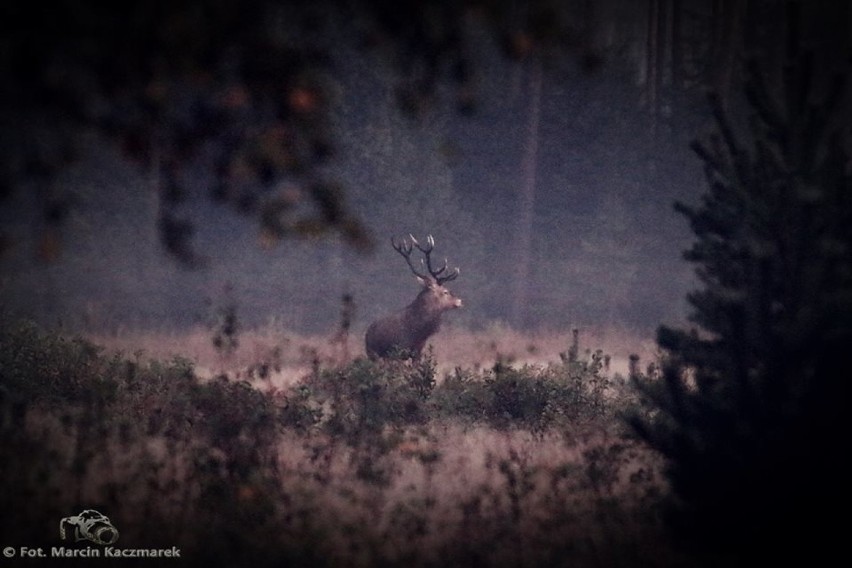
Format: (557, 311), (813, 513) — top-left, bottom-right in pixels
(631, 35), (852, 565)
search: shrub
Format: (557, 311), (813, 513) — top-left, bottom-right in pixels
(430, 338), (625, 431)
(0, 321), (324, 565)
(0, 320), (659, 566)
(631, 42), (852, 565)
(306, 353), (437, 441)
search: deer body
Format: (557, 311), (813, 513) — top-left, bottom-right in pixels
(365, 235), (462, 359)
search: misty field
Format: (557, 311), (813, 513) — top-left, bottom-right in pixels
(1, 321), (677, 567)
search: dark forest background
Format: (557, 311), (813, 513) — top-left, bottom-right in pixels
(1, 1), (848, 337)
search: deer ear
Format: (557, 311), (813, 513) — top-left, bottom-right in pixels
(415, 276), (429, 287)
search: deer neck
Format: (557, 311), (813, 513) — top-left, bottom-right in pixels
(404, 294), (442, 332)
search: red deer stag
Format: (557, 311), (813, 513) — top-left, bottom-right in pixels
(365, 234), (462, 359)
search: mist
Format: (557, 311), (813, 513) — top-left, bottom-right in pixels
(0, 8), (703, 341)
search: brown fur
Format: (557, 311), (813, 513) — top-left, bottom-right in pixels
(365, 279), (462, 359)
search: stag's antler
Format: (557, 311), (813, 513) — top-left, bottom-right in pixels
(392, 234), (459, 285)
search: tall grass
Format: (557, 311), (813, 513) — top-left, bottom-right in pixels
(0, 321), (672, 567)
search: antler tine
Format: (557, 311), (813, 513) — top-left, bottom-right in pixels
(396, 233), (460, 284)
(437, 266), (460, 284)
(391, 235), (412, 255)
(422, 235), (459, 284)
(411, 233), (434, 254)
(392, 236), (428, 279)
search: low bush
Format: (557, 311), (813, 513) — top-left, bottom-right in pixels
(430, 347), (629, 431)
(0, 321), (664, 567)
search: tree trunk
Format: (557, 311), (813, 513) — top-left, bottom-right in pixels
(646, 0), (659, 114)
(712, 0), (743, 109)
(509, 58), (542, 329)
(671, 0), (684, 88)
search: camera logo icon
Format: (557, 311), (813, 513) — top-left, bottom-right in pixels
(59, 510), (119, 545)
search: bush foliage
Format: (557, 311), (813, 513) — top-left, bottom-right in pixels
(0, 321), (664, 567)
